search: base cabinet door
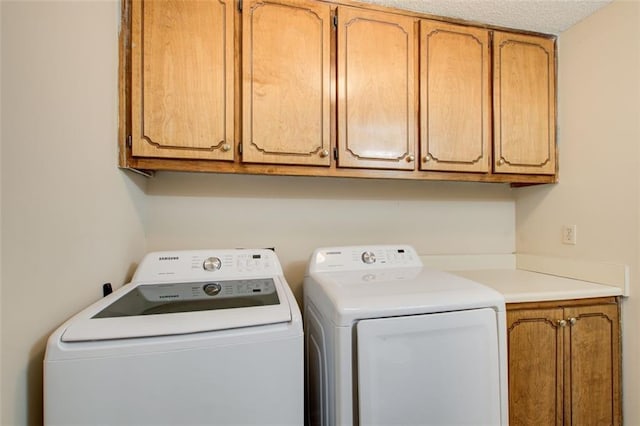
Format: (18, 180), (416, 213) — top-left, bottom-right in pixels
(131, 0), (235, 160)
(507, 300), (621, 426)
(564, 304), (621, 426)
(507, 308), (564, 426)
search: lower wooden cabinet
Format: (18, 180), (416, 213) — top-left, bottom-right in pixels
(507, 298), (621, 426)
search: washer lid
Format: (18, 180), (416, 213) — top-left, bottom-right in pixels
(305, 267), (505, 326)
(61, 277), (292, 342)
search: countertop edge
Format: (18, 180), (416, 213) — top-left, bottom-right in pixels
(449, 268), (624, 304)
(420, 253), (629, 301)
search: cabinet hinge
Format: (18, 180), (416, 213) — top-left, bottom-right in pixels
(333, 147), (338, 160)
(238, 143), (243, 155)
(127, 135), (132, 148)
(333, 14), (338, 28)
(238, 0), (242, 12)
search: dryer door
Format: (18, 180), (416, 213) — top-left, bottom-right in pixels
(356, 308), (502, 425)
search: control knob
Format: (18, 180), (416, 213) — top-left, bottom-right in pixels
(203, 257), (222, 271)
(361, 251), (376, 264)
(203, 283), (222, 296)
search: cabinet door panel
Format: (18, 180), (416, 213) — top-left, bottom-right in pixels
(565, 304), (621, 426)
(131, 0), (234, 160)
(507, 309), (563, 426)
(493, 32), (556, 174)
(337, 7), (417, 170)
(242, 0), (331, 166)
(420, 21), (490, 172)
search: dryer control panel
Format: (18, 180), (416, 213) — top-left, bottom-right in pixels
(308, 245), (422, 273)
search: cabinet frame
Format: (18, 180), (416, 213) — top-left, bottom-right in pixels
(118, 0), (558, 185)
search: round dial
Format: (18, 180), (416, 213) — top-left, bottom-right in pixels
(361, 251), (376, 264)
(203, 283), (222, 296)
(203, 257), (222, 271)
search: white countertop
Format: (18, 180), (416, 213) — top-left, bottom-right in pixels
(451, 269), (623, 303)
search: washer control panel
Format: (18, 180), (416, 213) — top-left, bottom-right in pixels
(132, 249), (283, 283)
(309, 245), (422, 273)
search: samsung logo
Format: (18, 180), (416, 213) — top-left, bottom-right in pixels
(158, 256), (179, 261)
(159, 295), (179, 299)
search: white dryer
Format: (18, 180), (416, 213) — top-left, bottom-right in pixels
(304, 245), (508, 426)
(44, 249), (303, 426)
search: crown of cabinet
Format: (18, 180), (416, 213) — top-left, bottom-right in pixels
(121, 0), (557, 185)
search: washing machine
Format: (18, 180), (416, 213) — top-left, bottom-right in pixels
(44, 248), (303, 425)
(304, 245), (508, 426)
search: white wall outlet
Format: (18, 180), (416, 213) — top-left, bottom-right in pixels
(562, 225), (577, 245)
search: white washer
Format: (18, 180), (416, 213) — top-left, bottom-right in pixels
(304, 245), (508, 426)
(44, 249), (303, 426)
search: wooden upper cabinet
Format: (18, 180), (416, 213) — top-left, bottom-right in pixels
(419, 21), (490, 173)
(493, 32), (556, 174)
(131, 0), (235, 160)
(337, 7), (417, 170)
(242, 0), (331, 166)
(507, 308), (564, 426)
(564, 304), (621, 426)
(122, 0), (558, 184)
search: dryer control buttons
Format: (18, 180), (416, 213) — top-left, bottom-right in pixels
(202, 282), (222, 296)
(203, 257), (222, 271)
(361, 251), (376, 264)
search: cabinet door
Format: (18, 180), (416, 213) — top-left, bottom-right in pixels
(419, 21), (490, 172)
(131, 0), (235, 160)
(242, 0), (331, 166)
(337, 7), (417, 170)
(564, 304), (621, 426)
(493, 32), (556, 175)
(507, 308), (564, 426)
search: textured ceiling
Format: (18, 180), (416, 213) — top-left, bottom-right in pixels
(363, 0), (613, 34)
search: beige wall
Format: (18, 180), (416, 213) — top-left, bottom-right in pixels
(146, 173), (516, 302)
(515, 0), (640, 422)
(0, 2), (147, 424)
